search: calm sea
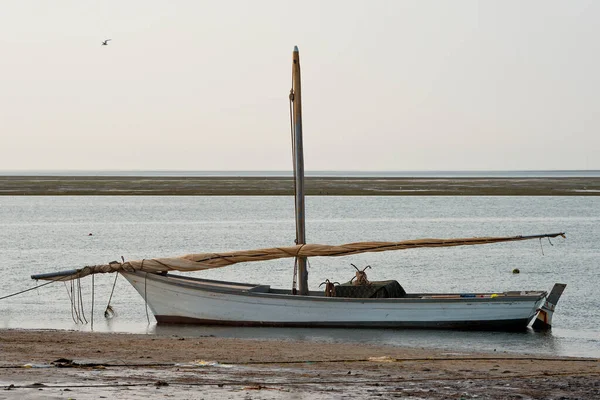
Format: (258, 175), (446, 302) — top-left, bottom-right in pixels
(1, 196), (599, 358)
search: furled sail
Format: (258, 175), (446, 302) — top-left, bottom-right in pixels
(31, 232), (565, 282)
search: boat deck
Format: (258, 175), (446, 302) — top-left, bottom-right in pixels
(145, 272), (547, 300)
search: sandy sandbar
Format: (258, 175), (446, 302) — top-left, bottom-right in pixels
(1, 176), (600, 195)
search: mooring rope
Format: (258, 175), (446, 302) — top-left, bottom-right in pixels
(0, 280), (55, 300)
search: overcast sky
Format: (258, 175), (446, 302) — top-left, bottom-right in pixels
(1, 1), (598, 171)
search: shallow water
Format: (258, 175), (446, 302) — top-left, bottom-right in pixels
(1, 196), (598, 357)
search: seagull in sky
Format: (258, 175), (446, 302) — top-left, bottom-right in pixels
(101, 39), (111, 46)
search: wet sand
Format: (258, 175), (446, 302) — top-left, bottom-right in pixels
(0, 329), (598, 399)
(1, 176), (600, 195)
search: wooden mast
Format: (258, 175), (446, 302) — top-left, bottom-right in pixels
(292, 46), (308, 295)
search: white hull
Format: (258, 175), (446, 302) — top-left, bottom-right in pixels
(122, 272), (549, 330)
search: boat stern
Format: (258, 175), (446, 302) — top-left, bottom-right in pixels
(531, 283), (567, 330)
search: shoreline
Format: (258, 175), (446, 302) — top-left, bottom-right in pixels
(1, 329), (598, 399)
(2, 176), (600, 195)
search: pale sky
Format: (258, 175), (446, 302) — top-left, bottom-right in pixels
(1, 0), (598, 171)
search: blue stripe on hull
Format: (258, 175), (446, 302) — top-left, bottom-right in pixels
(155, 316), (532, 331)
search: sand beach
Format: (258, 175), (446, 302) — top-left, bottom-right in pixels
(0, 329), (598, 399)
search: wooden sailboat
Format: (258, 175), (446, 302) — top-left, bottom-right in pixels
(32, 47), (566, 331)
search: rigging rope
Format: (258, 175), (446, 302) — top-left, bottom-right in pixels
(104, 272), (119, 318)
(289, 82), (297, 211)
(289, 79), (300, 294)
(64, 279), (88, 325)
(142, 260), (150, 324)
(78, 278), (87, 324)
(65, 281), (76, 323)
(292, 257), (298, 295)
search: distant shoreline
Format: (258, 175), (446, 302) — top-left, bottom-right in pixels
(2, 176), (600, 195)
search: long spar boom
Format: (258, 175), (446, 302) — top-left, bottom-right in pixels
(31, 232), (566, 282)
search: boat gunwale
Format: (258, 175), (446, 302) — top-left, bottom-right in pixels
(122, 271), (548, 304)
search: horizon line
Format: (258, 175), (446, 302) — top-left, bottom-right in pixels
(1, 168), (599, 172)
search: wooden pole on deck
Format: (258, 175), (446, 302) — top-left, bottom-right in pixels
(292, 46), (308, 295)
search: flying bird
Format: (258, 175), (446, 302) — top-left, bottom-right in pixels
(101, 39), (111, 46)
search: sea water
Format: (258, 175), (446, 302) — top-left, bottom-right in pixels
(1, 196), (598, 357)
